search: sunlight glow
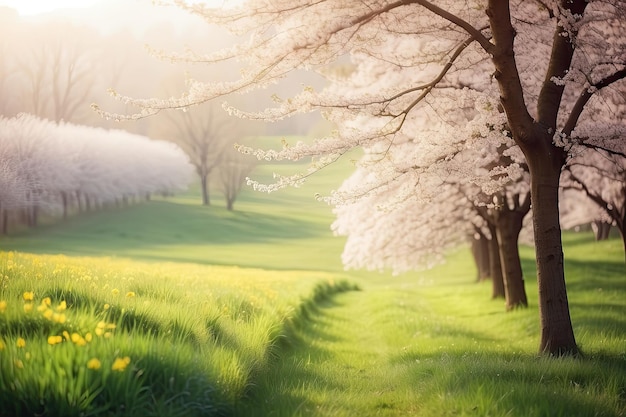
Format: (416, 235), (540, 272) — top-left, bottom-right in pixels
(0, 0), (100, 15)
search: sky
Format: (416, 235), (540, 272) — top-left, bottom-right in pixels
(0, 0), (101, 15)
(0, 0), (236, 15)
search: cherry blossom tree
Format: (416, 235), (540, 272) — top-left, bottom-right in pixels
(563, 148), (626, 260)
(0, 114), (194, 233)
(97, 0), (626, 355)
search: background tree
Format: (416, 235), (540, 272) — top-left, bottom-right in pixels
(563, 148), (626, 260)
(219, 146), (257, 211)
(99, 0), (626, 355)
(161, 104), (234, 206)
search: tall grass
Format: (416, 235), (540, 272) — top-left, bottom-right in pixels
(0, 251), (358, 416)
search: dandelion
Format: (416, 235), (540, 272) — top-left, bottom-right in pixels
(56, 301), (67, 311)
(52, 313), (66, 324)
(22, 292), (34, 301)
(85, 332), (93, 342)
(87, 358), (101, 370)
(0, 300), (6, 313)
(63, 331), (71, 341)
(111, 356), (130, 372)
(14, 359), (24, 369)
(23, 303), (33, 313)
(47, 335), (63, 345)
(16, 337), (26, 348)
(42, 309), (53, 320)
(126, 291), (136, 298)
(37, 304), (48, 312)
(71, 333), (87, 346)
(111, 288), (120, 296)
(103, 303), (110, 310)
(41, 297), (51, 306)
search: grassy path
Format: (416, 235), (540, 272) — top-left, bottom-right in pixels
(237, 245), (626, 417)
(237, 285), (425, 416)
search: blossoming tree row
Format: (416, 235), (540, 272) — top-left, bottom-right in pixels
(0, 113), (194, 233)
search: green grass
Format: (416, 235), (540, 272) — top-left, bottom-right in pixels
(239, 240), (625, 417)
(0, 252), (358, 416)
(0, 151), (625, 416)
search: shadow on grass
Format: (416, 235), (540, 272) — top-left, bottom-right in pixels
(0, 200), (323, 257)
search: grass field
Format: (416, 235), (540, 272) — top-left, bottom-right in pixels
(0, 155), (625, 416)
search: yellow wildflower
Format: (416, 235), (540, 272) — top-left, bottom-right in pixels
(0, 300), (6, 313)
(126, 292), (136, 298)
(56, 301), (67, 311)
(16, 337), (26, 348)
(85, 332), (93, 342)
(41, 297), (51, 306)
(71, 333), (86, 346)
(111, 288), (119, 296)
(111, 356), (130, 372)
(52, 313), (66, 324)
(87, 358), (101, 370)
(23, 303), (33, 313)
(14, 359), (24, 369)
(22, 292), (34, 301)
(95, 327), (104, 337)
(103, 303), (110, 310)
(63, 331), (71, 341)
(104, 332), (112, 339)
(37, 304), (48, 313)
(47, 335), (63, 345)
(42, 309), (53, 320)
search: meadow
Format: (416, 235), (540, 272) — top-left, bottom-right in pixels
(0, 155), (625, 416)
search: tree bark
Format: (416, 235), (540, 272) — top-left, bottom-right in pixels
(527, 149), (578, 355)
(487, 224), (505, 299)
(470, 232), (491, 282)
(494, 205), (528, 310)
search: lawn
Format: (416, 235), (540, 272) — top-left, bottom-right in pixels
(0, 154), (624, 416)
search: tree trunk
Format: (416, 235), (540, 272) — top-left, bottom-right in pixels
(470, 232), (491, 282)
(201, 174), (210, 206)
(528, 152), (578, 355)
(591, 221), (611, 241)
(494, 209), (528, 310)
(487, 224), (505, 299)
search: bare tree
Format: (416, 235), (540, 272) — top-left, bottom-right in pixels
(219, 147), (257, 211)
(162, 104), (234, 206)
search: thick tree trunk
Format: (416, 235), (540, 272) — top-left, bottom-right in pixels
(494, 209), (528, 310)
(487, 224), (505, 299)
(470, 232), (491, 282)
(528, 153), (578, 355)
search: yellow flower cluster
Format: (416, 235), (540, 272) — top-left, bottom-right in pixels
(95, 321), (116, 338)
(26, 294), (67, 324)
(111, 356), (131, 372)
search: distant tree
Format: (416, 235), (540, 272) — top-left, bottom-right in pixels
(0, 114), (194, 232)
(563, 148), (625, 260)
(162, 105), (234, 206)
(99, 0), (626, 355)
(219, 147), (257, 211)
(16, 24), (95, 123)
